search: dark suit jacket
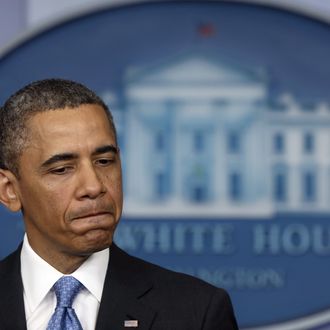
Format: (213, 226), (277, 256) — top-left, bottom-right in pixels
(0, 243), (238, 330)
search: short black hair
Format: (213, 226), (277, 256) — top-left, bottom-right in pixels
(0, 78), (117, 176)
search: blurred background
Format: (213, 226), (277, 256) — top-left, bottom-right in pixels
(1, 1), (330, 329)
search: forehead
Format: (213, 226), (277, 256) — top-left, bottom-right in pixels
(25, 104), (116, 151)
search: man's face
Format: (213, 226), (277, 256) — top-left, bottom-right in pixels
(13, 104), (123, 263)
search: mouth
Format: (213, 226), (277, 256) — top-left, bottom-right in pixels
(69, 209), (116, 234)
(70, 204), (115, 220)
(72, 211), (110, 220)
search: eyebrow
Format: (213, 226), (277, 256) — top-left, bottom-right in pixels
(92, 144), (119, 156)
(41, 153), (78, 168)
(41, 144), (119, 168)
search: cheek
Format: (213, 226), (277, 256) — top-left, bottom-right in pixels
(114, 172), (123, 197)
(26, 184), (69, 222)
(18, 186), (61, 232)
(105, 172), (123, 209)
(46, 193), (65, 215)
(47, 188), (75, 221)
(113, 183), (123, 208)
(18, 184), (46, 211)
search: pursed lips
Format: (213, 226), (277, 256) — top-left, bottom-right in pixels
(72, 211), (110, 220)
(67, 209), (115, 234)
(69, 205), (115, 222)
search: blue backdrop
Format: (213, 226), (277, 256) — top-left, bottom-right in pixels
(1, 1), (330, 328)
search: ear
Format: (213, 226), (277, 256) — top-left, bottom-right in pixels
(0, 169), (22, 212)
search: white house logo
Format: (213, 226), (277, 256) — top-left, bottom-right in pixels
(104, 53), (330, 218)
(0, 1), (330, 329)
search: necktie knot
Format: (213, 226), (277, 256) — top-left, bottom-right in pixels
(53, 276), (83, 308)
(47, 276), (83, 330)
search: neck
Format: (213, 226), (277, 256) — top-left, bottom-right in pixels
(50, 254), (89, 274)
(27, 238), (90, 274)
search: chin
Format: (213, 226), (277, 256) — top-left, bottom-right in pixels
(79, 229), (113, 254)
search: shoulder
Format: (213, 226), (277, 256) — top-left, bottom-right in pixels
(0, 245), (23, 300)
(0, 245), (21, 276)
(111, 243), (236, 313)
(111, 242), (222, 292)
(110, 244), (238, 329)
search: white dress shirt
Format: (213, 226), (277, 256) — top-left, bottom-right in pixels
(20, 235), (109, 330)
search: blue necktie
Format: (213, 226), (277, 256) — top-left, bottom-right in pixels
(46, 276), (83, 330)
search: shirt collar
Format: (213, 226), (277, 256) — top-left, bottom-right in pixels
(20, 234), (109, 313)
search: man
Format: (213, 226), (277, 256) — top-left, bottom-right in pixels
(0, 79), (238, 330)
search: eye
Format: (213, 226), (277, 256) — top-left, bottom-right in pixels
(49, 166), (73, 175)
(95, 157), (115, 166)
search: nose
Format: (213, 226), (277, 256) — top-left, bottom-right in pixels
(76, 163), (105, 199)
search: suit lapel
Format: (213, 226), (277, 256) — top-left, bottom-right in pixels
(0, 246), (27, 330)
(96, 244), (157, 330)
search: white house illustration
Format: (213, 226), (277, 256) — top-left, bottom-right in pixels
(103, 53), (330, 218)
